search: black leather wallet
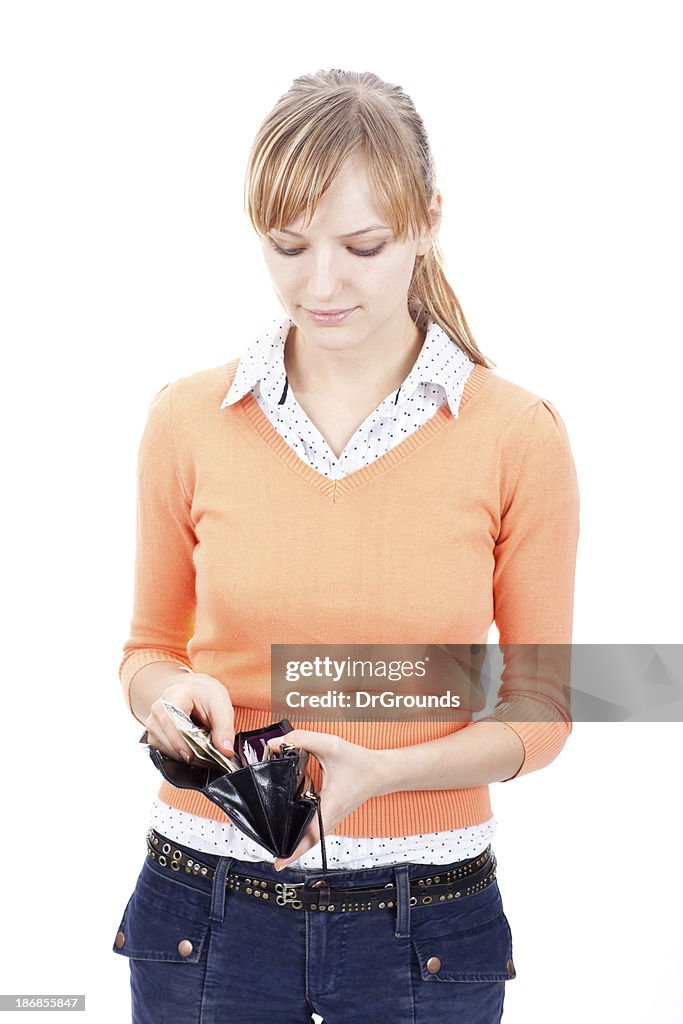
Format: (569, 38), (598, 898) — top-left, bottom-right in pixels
(139, 719), (327, 867)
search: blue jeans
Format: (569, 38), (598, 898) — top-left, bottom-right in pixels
(112, 832), (516, 1023)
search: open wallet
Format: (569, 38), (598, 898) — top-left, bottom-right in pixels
(138, 716), (328, 869)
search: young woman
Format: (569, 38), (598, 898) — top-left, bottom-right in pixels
(112, 68), (580, 1024)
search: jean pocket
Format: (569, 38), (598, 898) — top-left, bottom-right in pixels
(112, 860), (212, 964)
(411, 905), (516, 983)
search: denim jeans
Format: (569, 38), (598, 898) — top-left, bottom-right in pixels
(112, 832), (516, 1023)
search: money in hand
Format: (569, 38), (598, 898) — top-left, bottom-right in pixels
(162, 700), (240, 771)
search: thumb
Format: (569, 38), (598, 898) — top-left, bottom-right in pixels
(267, 730), (302, 751)
(268, 729), (321, 753)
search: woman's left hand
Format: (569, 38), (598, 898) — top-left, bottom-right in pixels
(266, 730), (382, 870)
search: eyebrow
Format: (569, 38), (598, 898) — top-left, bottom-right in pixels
(273, 224), (391, 239)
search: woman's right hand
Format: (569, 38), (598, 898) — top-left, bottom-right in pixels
(143, 673), (235, 763)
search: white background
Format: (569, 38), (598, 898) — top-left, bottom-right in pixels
(1, 1), (681, 1021)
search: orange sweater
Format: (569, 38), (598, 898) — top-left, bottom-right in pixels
(119, 359), (580, 836)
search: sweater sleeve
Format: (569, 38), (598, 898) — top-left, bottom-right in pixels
(118, 381), (196, 720)
(479, 398), (580, 781)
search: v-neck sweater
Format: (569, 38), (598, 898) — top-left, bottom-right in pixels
(119, 358), (580, 837)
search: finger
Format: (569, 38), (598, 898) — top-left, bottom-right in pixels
(151, 700), (207, 762)
(147, 696), (201, 761)
(147, 719), (196, 762)
(193, 699), (235, 755)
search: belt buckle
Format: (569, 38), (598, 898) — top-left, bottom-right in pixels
(275, 882), (304, 909)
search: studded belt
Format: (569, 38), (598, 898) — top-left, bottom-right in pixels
(146, 828), (497, 913)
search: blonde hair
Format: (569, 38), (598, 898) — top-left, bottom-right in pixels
(244, 69), (496, 369)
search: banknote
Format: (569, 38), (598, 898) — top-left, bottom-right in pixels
(162, 700), (240, 771)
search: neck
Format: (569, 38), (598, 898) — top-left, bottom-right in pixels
(283, 311), (425, 401)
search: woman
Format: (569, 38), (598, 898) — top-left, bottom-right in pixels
(112, 69), (580, 1024)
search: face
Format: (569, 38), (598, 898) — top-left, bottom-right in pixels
(261, 153), (441, 352)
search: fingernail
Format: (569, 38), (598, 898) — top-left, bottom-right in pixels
(179, 750), (191, 762)
(274, 861), (283, 871)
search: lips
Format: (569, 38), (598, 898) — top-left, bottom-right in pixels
(304, 307), (357, 324)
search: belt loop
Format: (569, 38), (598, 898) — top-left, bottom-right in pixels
(393, 864), (411, 939)
(209, 856), (234, 923)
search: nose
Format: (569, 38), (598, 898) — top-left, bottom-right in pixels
(306, 252), (346, 303)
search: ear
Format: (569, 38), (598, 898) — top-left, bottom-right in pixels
(416, 187), (442, 257)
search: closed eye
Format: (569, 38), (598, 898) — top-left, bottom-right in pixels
(269, 240), (386, 258)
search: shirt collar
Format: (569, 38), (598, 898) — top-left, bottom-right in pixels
(220, 314), (475, 418)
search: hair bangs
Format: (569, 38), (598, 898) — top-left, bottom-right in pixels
(245, 92), (427, 243)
